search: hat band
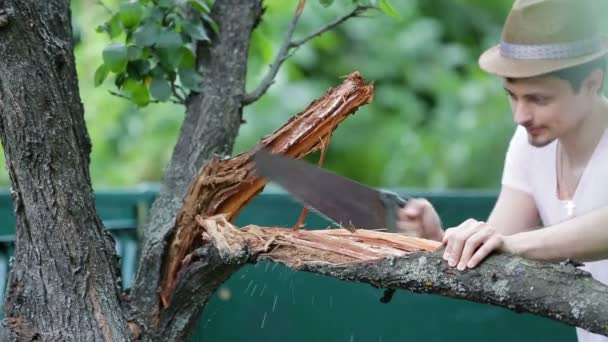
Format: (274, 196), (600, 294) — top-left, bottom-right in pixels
(499, 36), (603, 60)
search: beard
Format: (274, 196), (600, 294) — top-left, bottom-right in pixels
(527, 133), (556, 147)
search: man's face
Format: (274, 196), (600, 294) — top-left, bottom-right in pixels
(503, 75), (594, 147)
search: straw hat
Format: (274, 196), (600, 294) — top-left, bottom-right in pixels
(479, 0), (608, 78)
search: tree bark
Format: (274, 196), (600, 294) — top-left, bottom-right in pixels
(199, 215), (608, 337)
(130, 0), (265, 338)
(0, 1), (129, 341)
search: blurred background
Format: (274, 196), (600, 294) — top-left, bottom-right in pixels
(1, 0), (520, 190)
(0, 3), (604, 340)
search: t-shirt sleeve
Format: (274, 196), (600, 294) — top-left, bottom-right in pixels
(501, 126), (532, 194)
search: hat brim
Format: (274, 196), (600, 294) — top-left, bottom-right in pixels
(479, 38), (608, 78)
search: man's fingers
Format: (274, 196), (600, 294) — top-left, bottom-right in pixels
(444, 219), (484, 267)
(396, 198), (442, 241)
(401, 198), (430, 218)
(467, 236), (502, 268)
(442, 227), (455, 259)
(457, 229), (491, 270)
(396, 220), (421, 237)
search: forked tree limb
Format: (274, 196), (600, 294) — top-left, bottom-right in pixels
(198, 215), (608, 337)
(242, 3), (376, 105)
(288, 5), (376, 49)
(160, 71), (374, 307)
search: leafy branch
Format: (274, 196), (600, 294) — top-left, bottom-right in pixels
(95, 0), (215, 107)
(96, 0), (398, 108)
(242, 1), (387, 105)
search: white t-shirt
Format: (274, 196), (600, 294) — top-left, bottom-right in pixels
(502, 125), (608, 342)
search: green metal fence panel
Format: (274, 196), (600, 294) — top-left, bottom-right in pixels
(0, 188), (577, 341)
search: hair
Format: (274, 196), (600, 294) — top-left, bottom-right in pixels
(550, 57), (607, 93)
(506, 57), (607, 94)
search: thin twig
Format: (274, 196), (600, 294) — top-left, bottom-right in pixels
(289, 5), (375, 49)
(242, 0), (306, 105)
(109, 90), (184, 105)
(242, 3), (375, 106)
(96, 0), (113, 15)
(292, 132), (333, 230)
(170, 81), (187, 103)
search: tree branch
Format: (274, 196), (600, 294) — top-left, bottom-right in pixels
(198, 215), (608, 337)
(289, 5), (375, 49)
(159, 246), (242, 341)
(108, 90), (184, 105)
(130, 0), (266, 332)
(242, 4), (374, 105)
(159, 71), (374, 307)
(242, 1), (304, 105)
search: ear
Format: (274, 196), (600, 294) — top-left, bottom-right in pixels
(584, 69), (604, 94)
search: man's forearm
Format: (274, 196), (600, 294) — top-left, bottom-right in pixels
(506, 207), (608, 262)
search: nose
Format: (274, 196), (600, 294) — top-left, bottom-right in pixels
(513, 102), (533, 126)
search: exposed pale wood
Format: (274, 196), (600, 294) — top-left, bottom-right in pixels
(198, 215), (441, 266)
(160, 72), (375, 306)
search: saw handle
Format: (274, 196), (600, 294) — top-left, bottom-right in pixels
(380, 190), (408, 206)
(379, 191), (408, 232)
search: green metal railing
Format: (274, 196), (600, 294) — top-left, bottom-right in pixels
(0, 186), (576, 342)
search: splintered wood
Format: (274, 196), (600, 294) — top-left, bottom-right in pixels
(198, 215), (441, 267)
(160, 72), (375, 306)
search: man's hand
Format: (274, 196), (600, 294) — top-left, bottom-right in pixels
(442, 219), (514, 270)
(396, 198), (443, 241)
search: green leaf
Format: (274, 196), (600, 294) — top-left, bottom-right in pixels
(119, 1), (145, 29)
(133, 22), (161, 47)
(183, 20), (209, 41)
(157, 47), (184, 70)
(127, 60), (151, 78)
(95, 24), (106, 34)
(156, 29), (183, 48)
(114, 72), (128, 88)
(378, 0), (401, 19)
(149, 7), (164, 22)
(106, 13), (123, 38)
(179, 47), (196, 68)
(190, 0), (211, 13)
(123, 78), (150, 107)
(157, 0), (172, 8)
(103, 43), (128, 72)
(94, 64), (110, 87)
(319, 0), (334, 7)
(150, 65), (165, 78)
(150, 77), (172, 101)
(201, 13), (219, 34)
(178, 66), (203, 90)
(127, 45), (143, 60)
(166, 12), (182, 29)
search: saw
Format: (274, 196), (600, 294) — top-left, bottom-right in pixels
(252, 149), (408, 232)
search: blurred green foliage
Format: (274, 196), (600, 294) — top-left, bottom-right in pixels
(0, 0), (520, 190)
(95, 0), (216, 106)
(239, 0), (516, 189)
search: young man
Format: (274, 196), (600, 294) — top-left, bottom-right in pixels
(396, 0), (608, 341)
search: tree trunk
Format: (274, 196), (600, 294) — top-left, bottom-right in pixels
(131, 0), (264, 339)
(0, 1), (129, 341)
